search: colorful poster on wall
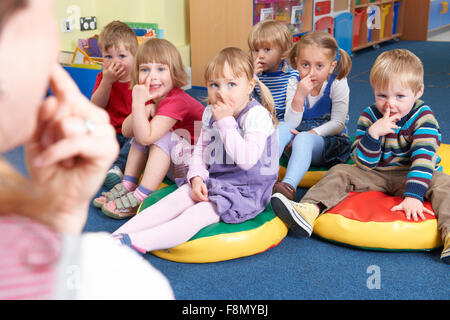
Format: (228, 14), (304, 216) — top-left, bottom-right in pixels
(124, 22), (159, 45)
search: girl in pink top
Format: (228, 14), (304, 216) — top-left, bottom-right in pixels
(94, 38), (205, 219)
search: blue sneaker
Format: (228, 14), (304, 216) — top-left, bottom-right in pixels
(104, 166), (123, 190)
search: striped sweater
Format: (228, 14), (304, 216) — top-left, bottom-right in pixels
(352, 100), (442, 202)
(254, 60), (299, 121)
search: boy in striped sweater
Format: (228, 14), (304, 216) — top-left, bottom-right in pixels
(271, 49), (450, 264)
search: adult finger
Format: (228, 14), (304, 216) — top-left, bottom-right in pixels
(32, 124), (118, 168)
(48, 64), (82, 99)
(48, 65), (110, 122)
(33, 96), (59, 145)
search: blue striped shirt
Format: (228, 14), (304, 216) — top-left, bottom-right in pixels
(352, 100), (442, 202)
(254, 60), (299, 120)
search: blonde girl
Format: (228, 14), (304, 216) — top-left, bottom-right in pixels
(95, 38), (205, 219)
(248, 19), (299, 121)
(111, 47), (279, 255)
(273, 31), (353, 201)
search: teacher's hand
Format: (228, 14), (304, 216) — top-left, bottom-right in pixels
(25, 64), (119, 233)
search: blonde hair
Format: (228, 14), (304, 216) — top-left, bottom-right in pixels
(130, 38), (188, 88)
(289, 31), (352, 80)
(370, 49), (424, 93)
(248, 19), (294, 61)
(98, 21), (138, 56)
(204, 47), (276, 125)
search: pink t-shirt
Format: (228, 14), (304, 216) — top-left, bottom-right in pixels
(154, 87), (205, 145)
(92, 72), (132, 133)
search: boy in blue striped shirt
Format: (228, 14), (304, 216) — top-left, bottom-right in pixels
(248, 20), (299, 120)
(271, 49), (450, 264)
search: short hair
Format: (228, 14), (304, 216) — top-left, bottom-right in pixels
(98, 21), (138, 56)
(130, 38), (188, 88)
(248, 19), (293, 60)
(370, 49), (424, 93)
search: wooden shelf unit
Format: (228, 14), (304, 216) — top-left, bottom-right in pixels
(189, 0), (313, 87)
(350, 0), (405, 52)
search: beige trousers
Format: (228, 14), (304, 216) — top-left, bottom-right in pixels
(302, 164), (450, 240)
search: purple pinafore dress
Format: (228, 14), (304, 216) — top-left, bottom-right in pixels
(205, 99), (278, 224)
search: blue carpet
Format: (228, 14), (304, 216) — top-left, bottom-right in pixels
(3, 40), (449, 300)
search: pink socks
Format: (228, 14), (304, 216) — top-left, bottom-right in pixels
(122, 175), (138, 192)
(122, 176), (152, 202)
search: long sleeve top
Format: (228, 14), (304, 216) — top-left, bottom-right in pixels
(351, 100), (442, 202)
(187, 102), (275, 183)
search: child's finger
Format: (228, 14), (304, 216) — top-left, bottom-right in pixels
(290, 129), (300, 135)
(301, 74), (311, 81)
(390, 114), (402, 123)
(201, 184), (209, 201)
(144, 73), (151, 87)
(383, 103), (391, 118)
(417, 210), (426, 221)
(423, 207), (435, 216)
(405, 209), (412, 221)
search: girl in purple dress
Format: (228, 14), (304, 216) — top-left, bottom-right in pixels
(112, 47), (279, 254)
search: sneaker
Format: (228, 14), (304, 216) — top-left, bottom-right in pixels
(102, 192), (141, 219)
(272, 181), (296, 201)
(440, 234), (450, 264)
(104, 166), (124, 190)
(270, 193), (320, 237)
(114, 233), (146, 255)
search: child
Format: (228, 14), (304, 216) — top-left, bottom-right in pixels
(273, 31), (353, 200)
(111, 47), (278, 254)
(248, 19), (299, 121)
(91, 21), (138, 189)
(271, 49), (450, 264)
(94, 38), (205, 219)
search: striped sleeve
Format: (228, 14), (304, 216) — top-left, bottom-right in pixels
(404, 106), (441, 201)
(0, 215), (61, 300)
(351, 106), (382, 170)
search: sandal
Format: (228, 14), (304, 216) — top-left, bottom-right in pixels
(272, 182), (296, 201)
(101, 192), (141, 219)
(93, 183), (130, 208)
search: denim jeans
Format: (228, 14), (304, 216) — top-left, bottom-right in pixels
(114, 133), (132, 172)
(277, 121), (325, 188)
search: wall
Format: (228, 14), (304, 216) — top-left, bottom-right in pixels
(54, 0), (191, 66)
